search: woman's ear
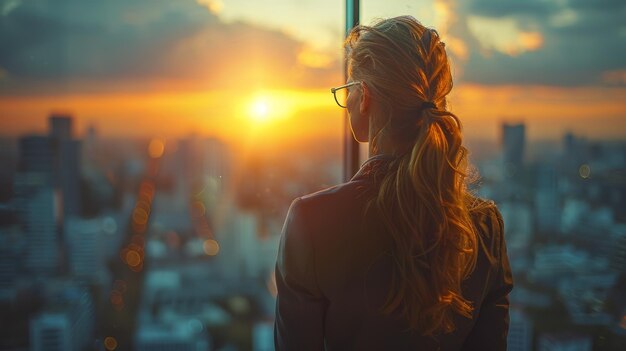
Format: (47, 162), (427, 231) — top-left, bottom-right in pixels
(359, 82), (370, 115)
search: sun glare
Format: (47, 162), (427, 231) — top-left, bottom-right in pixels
(250, 97), (270, 122)
(246, 92), (295, 125)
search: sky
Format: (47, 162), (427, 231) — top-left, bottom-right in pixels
(0, 0), (625, 143)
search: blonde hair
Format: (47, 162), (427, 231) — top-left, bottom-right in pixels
(346, 16), (482, 336)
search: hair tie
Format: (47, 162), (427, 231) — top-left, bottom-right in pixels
(421, 101), (437, 111)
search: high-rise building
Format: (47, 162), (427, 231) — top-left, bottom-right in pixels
(535, 164), (561, 235)
(19, 115), (82, 219)
(65, 217), (107, 283)
(29, 287), (95, 351)
(134, 323), (210, 351)
(18, 135), (55, 175)
(30, 313), (72, 351)
(217, 210), (257, 280)
(177, 135), (231, 199)
(57, 139), (81, 217)
(49, 114), (73, 141)
(611, 234), (626, 273)
(48, 115), (81, 217)
(499, 201), (533, 258)
(502, 123), (526, 177)
(507, 309), (533, 351)
(537, 333), (592, 351)
(24, 188), (59, 274)
(65, 287), (95, 351)
(0, 227), (21, 289)
(15, 135), (61, 275)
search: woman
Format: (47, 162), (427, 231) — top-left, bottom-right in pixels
(274, 16), (513, 350)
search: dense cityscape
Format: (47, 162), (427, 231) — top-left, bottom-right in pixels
(0, 114), (624, 350)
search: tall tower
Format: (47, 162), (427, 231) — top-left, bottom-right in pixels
(502, 123), (526, 177)
(65, 217), (106, 283)
(48, 114), (81, 217)
(26, 188), (58, 274)
(535, 164), (561, 235)
(49, 115), (73, 141)
(16, 136), (59, 275)
(18, 135), (55, 175)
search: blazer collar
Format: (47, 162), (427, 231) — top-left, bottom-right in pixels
(351, 154), (395, 182)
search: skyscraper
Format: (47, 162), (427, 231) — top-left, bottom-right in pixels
(502, 123), (526, 177)
(507, 309), (533, 351)
(29, 287), (95, 351)
(65, 217), (107, 283)
(57, 139), (81, 217)
(17, 178), (59, 275)
(48, 115), (81, 217)
(29, 313), (72, 351)
(18, 135), (55, 175)
(15, 137), (59, 275)
(49, 114), (73, 141)
(535, 164), (561, 234)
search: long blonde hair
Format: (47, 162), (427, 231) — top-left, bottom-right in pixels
(347, 16), (481, 336)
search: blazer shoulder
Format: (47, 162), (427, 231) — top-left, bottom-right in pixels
(297, 179), (370, 210)
(468, 197), (505, 269)
(469, 197), (503, 233)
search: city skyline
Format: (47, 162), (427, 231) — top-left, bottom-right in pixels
(1, 0), (625, 143)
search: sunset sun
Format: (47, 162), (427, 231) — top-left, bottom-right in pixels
(250, 97), (270, 122)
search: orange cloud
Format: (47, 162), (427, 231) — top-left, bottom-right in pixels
(435, 0), (469, 60)
(467, 16), (544, 57)
(519, 31), (543, 51)
(196, 0), (223, 14)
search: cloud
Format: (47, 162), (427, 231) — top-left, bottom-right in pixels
(466, 0), (559, 19)
(467, 16), (544, 56)
(1, 0), (21, 16)
(450, 0), (626, 86)
(0, 0), (340, 95)
(195, 0), (223, 14)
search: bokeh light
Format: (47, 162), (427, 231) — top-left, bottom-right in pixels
(148, 138), (165, 158)
(202, 239), (220, 256)
(125, 250), (142, 267)
(579, 164), (591, 179)
(104, 336), (118, 350)
(132, 208), (149, 225)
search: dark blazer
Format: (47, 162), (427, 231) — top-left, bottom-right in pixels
(274, 157), (513, 351)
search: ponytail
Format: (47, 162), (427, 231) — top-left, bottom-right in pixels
(369, 108), (479, 336)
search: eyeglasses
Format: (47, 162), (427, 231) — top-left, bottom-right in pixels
(330, 81), (361, 108)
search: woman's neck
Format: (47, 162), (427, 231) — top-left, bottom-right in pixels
(368, 128), (399, 158)
(367, 109), (416, 158)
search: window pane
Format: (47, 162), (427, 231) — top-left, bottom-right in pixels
(361, 1), (626, 349)
(0, 1), (344, 350)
